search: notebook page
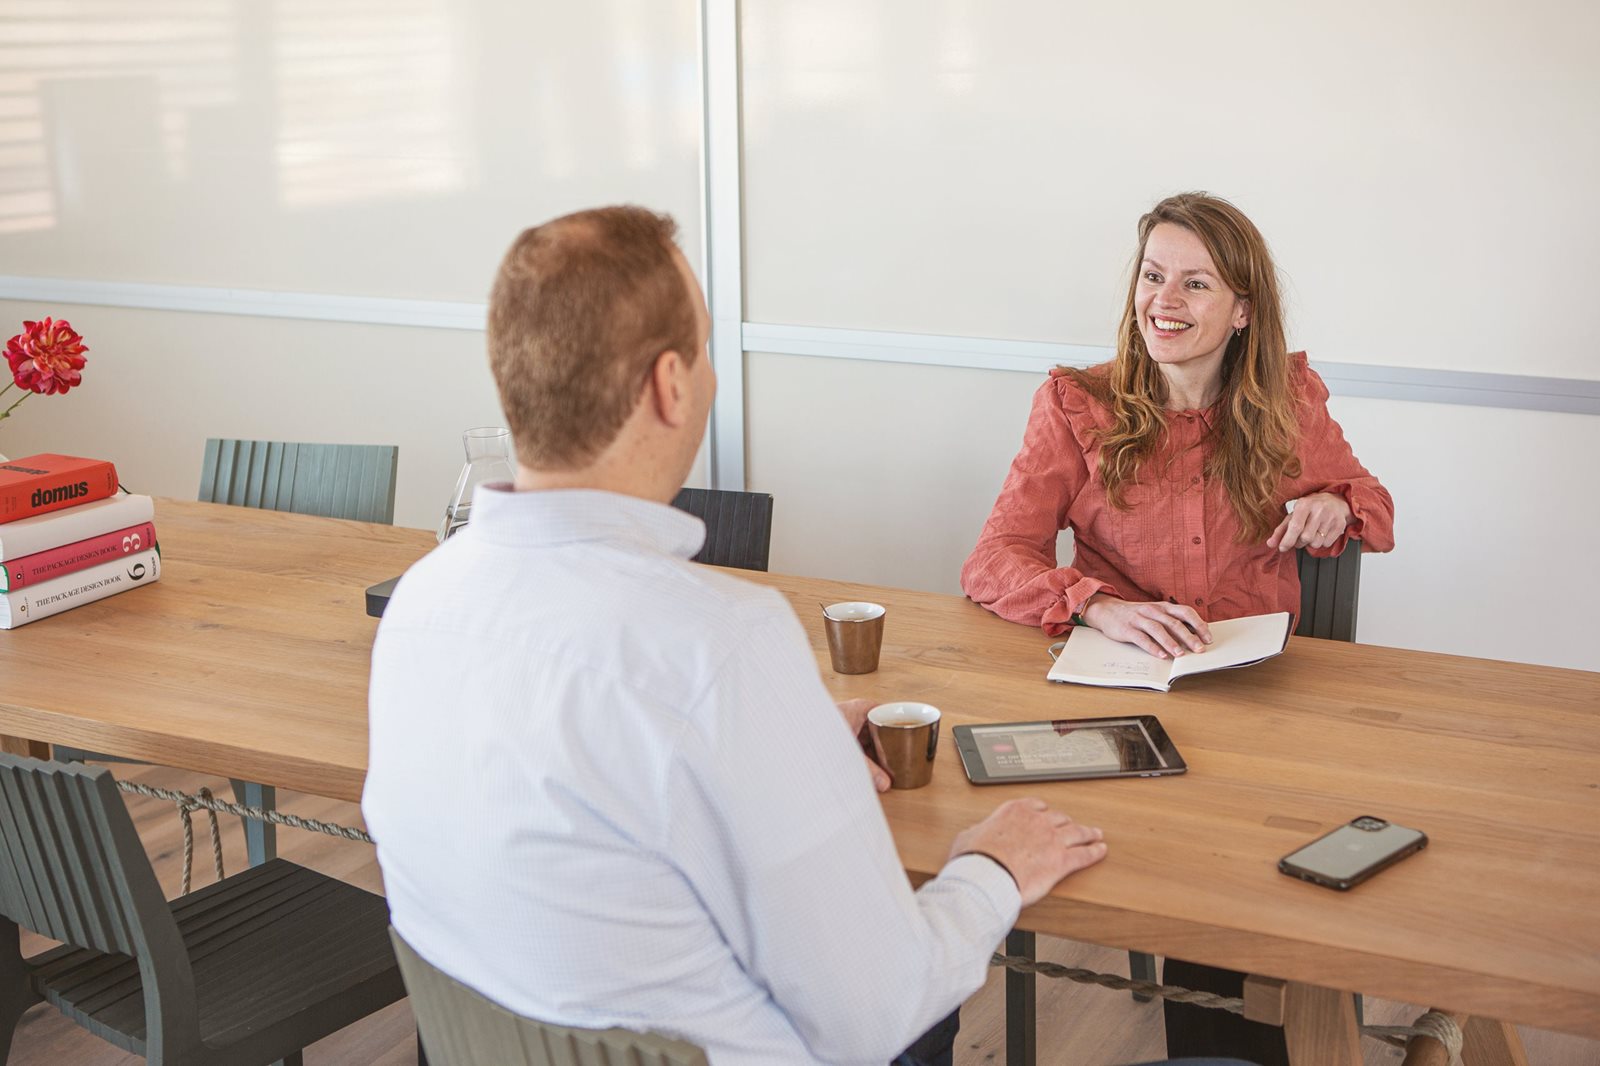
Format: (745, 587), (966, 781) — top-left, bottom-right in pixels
(1168, 612), (1291, 679)
(1047, 625), (1176, 688)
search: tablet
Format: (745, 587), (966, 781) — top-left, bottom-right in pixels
(953, 716), (1187, 784)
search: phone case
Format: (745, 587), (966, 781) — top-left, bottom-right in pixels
(1278, 817), (1428, 891)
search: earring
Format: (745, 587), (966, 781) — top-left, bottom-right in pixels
(1233, 327), (1244, 338)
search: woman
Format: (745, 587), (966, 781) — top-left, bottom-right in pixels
(960, 192), (1394, 1064)
(962, 192), (1393, 651)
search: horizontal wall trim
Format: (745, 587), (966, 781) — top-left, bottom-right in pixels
(0, 275), (487, 331)
(1, 277), (1593, 415)
(742, 322), (1600, 417)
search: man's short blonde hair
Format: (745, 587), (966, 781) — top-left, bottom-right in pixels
(488, 206), (698, 469)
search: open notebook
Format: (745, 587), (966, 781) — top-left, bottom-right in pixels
(1047, 611), (1292, 691)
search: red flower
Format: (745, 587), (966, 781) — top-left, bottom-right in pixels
(6, 317), (89, 396)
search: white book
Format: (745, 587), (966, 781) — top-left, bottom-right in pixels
(1047, 611), (1292, 692)
(0, 547), (160, 629)
(0, 493), (156, 562)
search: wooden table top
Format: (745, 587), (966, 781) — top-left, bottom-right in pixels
(2, 498), (1596, 1039)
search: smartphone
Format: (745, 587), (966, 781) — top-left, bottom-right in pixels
(1277, 816), (1427, 891)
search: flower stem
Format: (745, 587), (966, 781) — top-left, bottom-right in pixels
(0, 391), (28, 421)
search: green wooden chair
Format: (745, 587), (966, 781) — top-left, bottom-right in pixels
(0, 754), (406, 1065)
(671, 487), (774, 572)
(58, 438), (401, 868)
(391, 928), (708, 1066)
(198, 439), (398, 525)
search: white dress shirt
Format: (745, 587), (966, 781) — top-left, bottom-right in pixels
(363, 487), (1021, 1065)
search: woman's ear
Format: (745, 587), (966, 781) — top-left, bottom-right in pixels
(1233, 297), (1252, 331)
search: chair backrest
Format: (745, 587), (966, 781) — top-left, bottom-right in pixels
(0, 755), (198, 1040)
(199, 439), (399, 524)
(1296, 539), (1362, 642)
(670, 488), (774, 572)
(391, 928), (709, 1066)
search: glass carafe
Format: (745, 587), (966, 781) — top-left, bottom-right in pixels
(438, 427), (515, 542)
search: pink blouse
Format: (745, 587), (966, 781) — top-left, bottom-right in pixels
(961, 354), (1395, 636)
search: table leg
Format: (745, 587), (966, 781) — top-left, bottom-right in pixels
(1462, 1016), (1529, 1066)
(230, 779), (277, 866)
(1281, 982), (1362, 1066)
(1004, 929), (1035, 1066)
(0, 735), (49, 759)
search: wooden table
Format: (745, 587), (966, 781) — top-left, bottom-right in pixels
(3, 499), (1597, 1064)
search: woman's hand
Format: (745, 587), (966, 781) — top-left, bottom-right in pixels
(1268, 492), (1352, 553)
(1079, 594), (1211, 659)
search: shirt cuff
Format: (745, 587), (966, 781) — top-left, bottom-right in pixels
(938, 853), (1023, 928)
(1311, 482), (1364, 556)
(1041, 576), (1115, 637)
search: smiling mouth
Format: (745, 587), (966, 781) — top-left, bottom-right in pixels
(1151, 316), (1192, 332)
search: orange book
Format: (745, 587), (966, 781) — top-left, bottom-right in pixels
(0, 454), (119, 524)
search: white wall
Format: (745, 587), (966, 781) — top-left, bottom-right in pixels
(0, 0), (708, 523)
(740, 0), (1600, 379)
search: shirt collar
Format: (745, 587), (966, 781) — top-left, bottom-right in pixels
(466, 484), (707, 559)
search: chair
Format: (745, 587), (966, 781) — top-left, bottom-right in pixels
(198, 439), (398, 525)
(390, 927), (708, 1066)
(0, 754), (406, 1065)
(671, 487), (774, 571)
(1294, 539), (1362, 641)
(57, 438), (402, 866)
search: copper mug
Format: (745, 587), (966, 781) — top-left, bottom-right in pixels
(822, 601), (885, 674)
(862, 702), (941, 789)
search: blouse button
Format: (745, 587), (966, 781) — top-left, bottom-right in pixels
(1191, 536), (1202, 545)
(1190, 476), (1200, 485)
(1196, 597), (1205, 606)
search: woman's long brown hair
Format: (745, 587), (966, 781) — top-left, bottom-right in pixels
(1064, 193), (1300, 542)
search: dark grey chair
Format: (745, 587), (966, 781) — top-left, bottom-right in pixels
(0, 754), (405, 1065)
(198, 439), (399, 525)
(1294, 539), (1362, 641)
(671, 487), (774, 572)
(391, 928), (707, 1066)
(1013, 542), (1368, 1064)
(59, 438), (401, 867)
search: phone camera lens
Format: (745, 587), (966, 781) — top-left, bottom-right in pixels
(1354, 817), (1386, 830)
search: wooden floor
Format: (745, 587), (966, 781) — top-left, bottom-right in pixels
(10, 763), (1598, 1066)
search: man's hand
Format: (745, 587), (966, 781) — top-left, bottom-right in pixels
(1267, 492), (1352, 553)
(836, 698), (891, 792)
(1080, 594), (1211, 659)
(947, 798), (1106, 906)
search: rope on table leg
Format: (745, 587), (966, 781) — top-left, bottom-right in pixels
(1364, 1011), (1464, 1064)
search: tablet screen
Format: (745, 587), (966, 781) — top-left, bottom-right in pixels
(955, 717), (1183, 783)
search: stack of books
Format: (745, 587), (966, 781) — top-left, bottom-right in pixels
(0, 454), (160, 629)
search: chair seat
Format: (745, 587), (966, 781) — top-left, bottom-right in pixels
(29, 859), (403, 1058)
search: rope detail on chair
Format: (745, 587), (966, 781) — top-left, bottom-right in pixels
(175, 786), (226, 895)
(115, 780), (373, 893)
(990, 954), (1464, 1061)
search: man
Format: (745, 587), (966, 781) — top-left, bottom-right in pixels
(363, 206), (1107, 1064)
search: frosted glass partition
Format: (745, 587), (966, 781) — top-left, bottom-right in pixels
(740, 0), (1600, 379)
(0, 0), (703, 300)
